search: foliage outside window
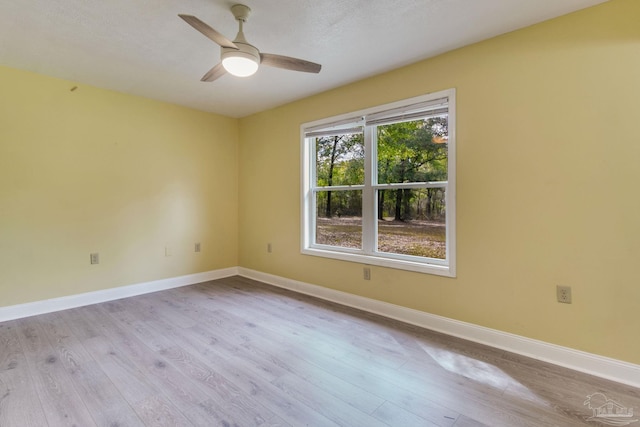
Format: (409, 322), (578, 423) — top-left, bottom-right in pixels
(301, 90), (456, 276)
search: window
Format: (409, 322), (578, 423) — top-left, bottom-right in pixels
(301, 89), (456, 276)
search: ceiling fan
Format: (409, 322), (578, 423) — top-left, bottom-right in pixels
(179, 4), (322, 82)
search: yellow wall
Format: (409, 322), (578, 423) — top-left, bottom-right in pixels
(0, 66), (239, 306)
(238, 0), (640, 364)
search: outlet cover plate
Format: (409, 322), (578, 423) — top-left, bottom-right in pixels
(557, 285), (572, 304)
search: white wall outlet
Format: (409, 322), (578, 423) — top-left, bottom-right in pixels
(195, 242), (201, 252)
(557, 285), (572, 304)
(90, 253), (99, 265)
(363, 267), (371, 280)
(165, 246), (172, 257)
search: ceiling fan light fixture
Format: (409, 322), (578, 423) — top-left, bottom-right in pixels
(222, 51), (259, 77)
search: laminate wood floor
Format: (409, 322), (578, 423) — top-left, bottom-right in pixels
(1, 276), (638, 426)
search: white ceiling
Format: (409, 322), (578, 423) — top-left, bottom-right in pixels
(0, 0), (608, 118)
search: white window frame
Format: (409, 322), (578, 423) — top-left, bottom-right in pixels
(301, 89), (456, 277)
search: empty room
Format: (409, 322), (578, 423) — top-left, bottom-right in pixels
(1, 0), (639, 425)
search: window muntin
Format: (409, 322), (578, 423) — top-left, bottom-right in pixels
(302, 90), (456, 276)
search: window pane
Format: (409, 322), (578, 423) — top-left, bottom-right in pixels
(377, 117), (448, 184)
(377, 188), (446, 259)
(315, 190), (362, 249)
(315, 133), (364, 186)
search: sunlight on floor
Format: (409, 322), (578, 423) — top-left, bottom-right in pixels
(422, 345), (549, 406)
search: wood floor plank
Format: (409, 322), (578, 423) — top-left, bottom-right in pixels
(178, 310), (389, 416)
(270, 371), (391, 427)
(195, 287), (566, 426)
(174, 298), (463, 425)
(134, 395), (193, 427)
(186, 305), (463, 426)
(78, 333), (195, 426)
(35, 313), (145, 427)
(192, 282), (532, 425)
(1, 276), (638, 427)
(134, 317), (342, 427)
(105, 311), (281, 426)
(77, 304), (260, 427)
(216, 282), (412, 369)
(453, 415), (490, 426)
(150, 323), (342, 426)
(0, 321), (49, 427)
(15, 316), (98, 426)
(0, 322), (22, 372)
(372, 400), (441, 427)
(104, 300), (303, 427)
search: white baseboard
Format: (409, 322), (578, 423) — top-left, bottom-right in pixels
(238, 267), (640, 389)
(0, 267), (238, 322)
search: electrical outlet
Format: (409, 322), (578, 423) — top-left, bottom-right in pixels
(165, 246), (172, 257)
(557, 285), (572, 304)
(267, 243), (272, 253)
(90, 253), (99, 265)
(363, 267), (371, 280)
(195, 242), (201, 252)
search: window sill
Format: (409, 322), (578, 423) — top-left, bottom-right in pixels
(301, 246), (456, 277)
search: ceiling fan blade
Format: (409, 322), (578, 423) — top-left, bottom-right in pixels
(178, 14), (238, 49)
(201, 63), (227, 82)
(260, 53), (322, 74)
